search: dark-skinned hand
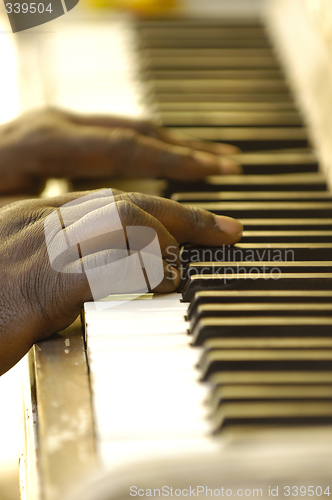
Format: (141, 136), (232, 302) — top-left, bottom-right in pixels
(0, 108), (241, 195)
(0, 189), (242, 375)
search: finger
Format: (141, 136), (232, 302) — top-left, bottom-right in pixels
(61, 109), (157, 136)
(156, 127), (242, 158)
(116, 192), (243, 246)
(62, 110), (241, 160)
(45, 124), (241, 180)
(105, 130), (241, 179)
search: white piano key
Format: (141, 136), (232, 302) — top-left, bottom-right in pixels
(84, 293), (186, 314)
(86, 318), (187, 336)
(98, 438), (221, 470)
(86, 309), (186, 321)
(93, 406), (209, 440)
(85, 293), (213, 454)
(86, 333), (193, 349)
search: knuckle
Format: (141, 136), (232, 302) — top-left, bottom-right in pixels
(126, 191), (148, 206)
(158, 145), (194, 175)
(115, 199), (142, 226)
(159, 144), (180, 166)
(0, 200), (47, 236)
(112, 128), (141, 150)
(109, 129), (143, 174)
(127, 192), (165, 219)
(186, 206), (210, 232)
(181, 149), (197, 168)
(40, 107), (64, 122)
(136, 119), (159, 138)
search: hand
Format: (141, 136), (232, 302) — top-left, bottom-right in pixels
(0, 189), (242, 375)
(0, 108), (241, 194)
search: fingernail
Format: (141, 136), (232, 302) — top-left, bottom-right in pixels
(219, 158), (243, 175)
(214, 215), (243, 236)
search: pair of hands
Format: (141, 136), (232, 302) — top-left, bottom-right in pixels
(0, 108), (243, 375)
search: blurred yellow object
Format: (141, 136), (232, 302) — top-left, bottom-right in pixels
(85, 0), (177, 13)
(126, 0), (177, 15)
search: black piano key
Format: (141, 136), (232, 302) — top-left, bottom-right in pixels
(209, 370), (332, 386)
(156, 101), (296, 112)
(188, 260), (332, 272)
(135, 19), (266, 26)
(182, 273), (332, 302)
(179, 160), (319, 178)
(188, 229), (332, 244)
(169, 126), (309, 140)
(212, 401), (332, 432)
(209, 385), (332, 410)
(184, 262), (332, 289)
(151, 80), (289, 96)
(187, 290), (332, 321)
(159, 109), (300, 126)
(136, 25), (268, 39)
(192, 317), (332, 346)
(239, 219), (332, 231)
(172, 191), (328, 203)
(155, 93), (294, 103)
(181, 243), (332, 267)
(241, 231), (332, 243)
(143, 56), (280, 71)
(183, 201), (332, 218)
(238, 154), (318, 174)
(202, 337), (332, 351)
(141, 47), (275, 58)
(138, 38), (273, 49)
(201, 341), (332, 390)
(164, 173), (327, 197)
(173, 151), (317, 175)
(190, 303), (332, 329)
(146, 69), (282, 81)
(228, 160), (313, 174)
(169, 127), (308, 151)
(207, 386), (332, 431)
(200, 349), (332, 380)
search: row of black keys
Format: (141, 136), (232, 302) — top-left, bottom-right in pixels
(136, 20), (310, 152)
(185, 289), (332, 432)
(138, 20), (332, 430)
(175, 174), (332, 430)
(176, 183), (332, 431)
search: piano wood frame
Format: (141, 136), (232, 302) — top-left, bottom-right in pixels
(267, 0), (332, 187)
(20, 318), (98, 500)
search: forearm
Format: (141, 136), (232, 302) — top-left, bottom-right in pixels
(0, 299), (36, 376)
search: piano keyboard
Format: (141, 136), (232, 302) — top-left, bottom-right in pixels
(84, 17), (332, 474)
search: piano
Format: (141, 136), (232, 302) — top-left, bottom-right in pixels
(19, 1), (332, 499)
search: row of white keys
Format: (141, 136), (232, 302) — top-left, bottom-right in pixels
(84, 293), (220, 470)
